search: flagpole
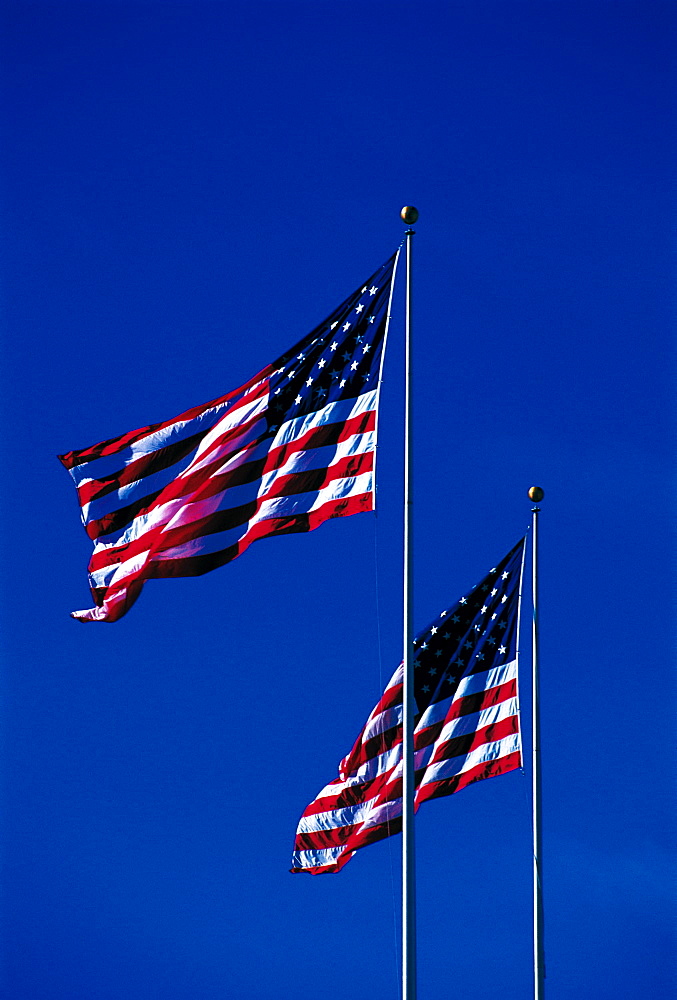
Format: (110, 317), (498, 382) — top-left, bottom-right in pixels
(529, 486), (545, 1000)
(401, 206), (418, 1000)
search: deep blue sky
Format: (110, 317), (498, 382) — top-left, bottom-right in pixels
(1, 3), (674, 998)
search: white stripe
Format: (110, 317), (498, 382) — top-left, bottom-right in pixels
(258, 430), (375, 496)
(454, 659), (518, 700)
(418, 732), (522, 788)
(89, 417), (267, 550)
(297, 792), (383, 834)
(435, 697), (518, 749)
(349, 744), (402, 783)
(297, 781), (403, 835)
(291, 847), (347, 868)
(248, 469), (373, 524)
(68, 394), (253, 486)
(415, 661), (518, 732)
(90, 422), (373, 551)
(90, 550), (150, 590)
(177, 395), (270, 477)
(81, 402), (269, 523)
(81, 444), (202, 523)
(92, 467), (374, 583)
(272, 389), (376, 451)
(413, 698), (518, 771)
(361, 703), (401, 742)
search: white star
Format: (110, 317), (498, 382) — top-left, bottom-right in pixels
(350, 361), (358, 370)
(343, 322), (351, 332)
(369, 285), (378, 295)
(460, 597), (467, 605)
(440, 610), (447, 617)
(274, 388), (281, 395)
(481, 605), (488, 613)
(361, 286), (367, 293)
(491, 588), (498, 596)
(355, 303), (364, 313)
(430, 626), (438, 634)
(499, 645), (506, 654)
(306, 377), (313, 386)
(297, 353), (305, 361)
(501, 595), (507, 603)
(317, 358), (326, 368)
(340, 379), (346, 387)
(294, 394), (302, 404)
(421, 642), (428, 650)
(330, 321), (339, 330)
(362, 343), (371, 354)
(368, 315), (375, 323)
(502, 571), (509, 579)
(330, 342), (338, 351)
(491, 613), (497, 620)
(287, 370), (296, 379)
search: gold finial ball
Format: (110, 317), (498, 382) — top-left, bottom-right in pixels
(401, 206), (419, 224)
(528, 486), (544, 502)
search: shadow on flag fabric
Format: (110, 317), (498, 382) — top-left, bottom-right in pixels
(58, 254), (399, 622)
(291, 537), (527, 874)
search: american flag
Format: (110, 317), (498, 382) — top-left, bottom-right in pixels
(58, 254), (399, 622)
(291, 537), (526, 874)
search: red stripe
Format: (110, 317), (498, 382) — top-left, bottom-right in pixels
(87, 447), (374, 575)
(414, 679), (518, 750)
(75, 429), (206, 507)
(428, 714), (519, 767)
(75, 390), (268, 509)
(299, 761), (402, 818)
(83, 405), (373, 542)
(58, 369), (270, 470)
(82, 408), (268, 536)
(265, 409), (375, 472)
(414, 751), (522, 808)
(292, 816), (401, 874)
(78, 492), (374, 622)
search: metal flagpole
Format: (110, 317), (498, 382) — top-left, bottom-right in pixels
(401, 206), (418, 1000)
(528, 486), (545, 1000)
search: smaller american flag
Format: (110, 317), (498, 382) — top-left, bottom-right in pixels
(291, 537), (526, 874)
(59, 254), (398, 622)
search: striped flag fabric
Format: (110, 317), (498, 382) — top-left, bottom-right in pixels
(58, 254), (398, 622)
(291, 537), (526, 874)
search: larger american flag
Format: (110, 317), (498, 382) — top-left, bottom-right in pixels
(59, 254), (399, 622)
(291, 537), (526, 874)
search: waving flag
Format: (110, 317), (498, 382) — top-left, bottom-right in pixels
(59, 254), (398, 622)
(291, 537), (526, 874)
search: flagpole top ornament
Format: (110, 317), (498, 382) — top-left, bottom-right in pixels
(400, 206), (419, 225)
(528, 486), (544, 502)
